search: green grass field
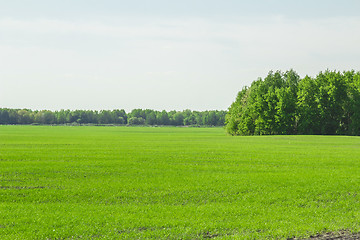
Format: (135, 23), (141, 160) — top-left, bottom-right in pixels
(1, 126), (360, 239)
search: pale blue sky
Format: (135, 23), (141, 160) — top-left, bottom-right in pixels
(1, 1), (360, 111)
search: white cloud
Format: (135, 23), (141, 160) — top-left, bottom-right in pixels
(1, 15), (360, 110)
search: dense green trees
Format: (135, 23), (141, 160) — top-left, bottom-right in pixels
(226, 69), (360, 135)
(0, 108), (226, 127)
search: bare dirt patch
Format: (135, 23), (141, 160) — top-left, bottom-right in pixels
(298, 231), (360, 240)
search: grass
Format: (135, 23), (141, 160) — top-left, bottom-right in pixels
(1, 125), (360, 239)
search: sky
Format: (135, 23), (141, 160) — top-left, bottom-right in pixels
(1, 0), (360, 111)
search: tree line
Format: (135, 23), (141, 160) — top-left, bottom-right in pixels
(226, 69), (360, 135)
(0, 108), (226, 126)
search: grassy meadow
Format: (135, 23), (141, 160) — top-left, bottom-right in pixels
(1, 125), (360, 239)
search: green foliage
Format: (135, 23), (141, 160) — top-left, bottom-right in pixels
(1, 126), (360, 239)
(0, 108), (227, 127)
(128, 117), (145, 125)
(227, 69), (360, 135)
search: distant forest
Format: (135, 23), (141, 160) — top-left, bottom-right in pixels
(226, 70), (360, 135)
(0, 108), (226, 126)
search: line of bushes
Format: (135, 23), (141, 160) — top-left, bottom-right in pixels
(0, 108), (227, 127)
